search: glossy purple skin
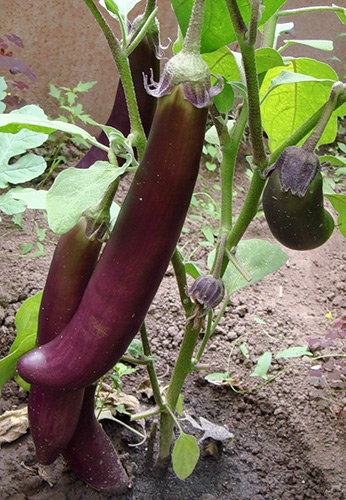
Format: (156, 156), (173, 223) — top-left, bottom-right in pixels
(17, 86), (208, 390)
(76, 35), (159, 168)
(27, 219), (102, 464)
(63, 385), (129, 493)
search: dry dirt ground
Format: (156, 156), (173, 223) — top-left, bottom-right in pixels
(0, 155), (345, 500)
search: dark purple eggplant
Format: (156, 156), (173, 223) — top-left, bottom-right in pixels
(28, 218), (102, 464)
(62, 385), (129, 494)
(76, 33), (159, 168)
(17, 85), (208, 390)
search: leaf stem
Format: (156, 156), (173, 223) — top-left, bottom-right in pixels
(302, 82), (345, 152)
(140, 323), (165, 409)
(171, 249), (193, 316)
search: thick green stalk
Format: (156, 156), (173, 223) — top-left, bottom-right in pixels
(83, 0), (146, 159)
(183, 0), (206, 54)
(219, 102), (248, 233)
(225, 0), (267, 168)
(155, 314), (203, 471)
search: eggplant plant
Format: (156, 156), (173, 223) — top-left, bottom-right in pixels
(1, 0), (346, 491)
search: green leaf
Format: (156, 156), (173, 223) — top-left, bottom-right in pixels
(172, 0), (286, 53)
(0, 154), (47, 188)
(0, 292), (42, 389)
(127, 338), (143, 357)
(203, 46), (240, 83)
(327, 194), (346, 238)
(255, 48), (284, 75)
(213, 81), (234, 114)
(11, 292), (42, 353)
(281, 39), (334, 52)
(275, 345), (312, 359)
(260, 58), (346, 151)
(18, 242), (33, 255)
(11, 187), (47, 210)
(46, 162), (127, 234)
(250, 351), (272, 379)
(73, 81), (97, 93)
(0, 190), (27, 215)
(334, 5), (346, 23)
(176, 394), (184, 416)
(0, 105), (48, 188)
(239, 342), (249, 359)
(320, 154), (346, 167)
(0, 333), (36, 390)
(0, 111), (101, 148)
(172, 432), (200, 480)
(48, 83), (61, 100)
(205, 371), (229, 383)
(213, 239), (288, 295)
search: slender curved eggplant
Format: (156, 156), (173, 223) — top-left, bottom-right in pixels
(76, 32), (159, 169)
(17, 85), (209, 390)
(62, 385), (129, 494)
(28, 218), (102, 464)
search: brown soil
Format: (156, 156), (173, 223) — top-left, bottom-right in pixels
(0, 154), (345, 500)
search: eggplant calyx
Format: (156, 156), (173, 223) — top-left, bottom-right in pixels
(263, 146), (320, 198)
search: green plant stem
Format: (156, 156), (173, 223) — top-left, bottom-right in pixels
(226, 168), (265, 250)
(171, 249), (193, 316)
(83, 0), (146, 160)
(225, 0), (267, 168)
(126, 7), (158, 56)
(278, 6), (346, 17)
(302, 82), (345, 152)
(219, 101), (248, 234)
(155, 312), (203, 471)
(140, 323), (165, 409)
(183, 0), (207, 54)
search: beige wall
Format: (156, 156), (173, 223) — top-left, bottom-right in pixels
(1, 0), (345, 129)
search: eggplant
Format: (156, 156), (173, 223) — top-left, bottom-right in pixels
(62, 385), (129, 494)
(262, 146), (334, 250)
(76, 33), (159, 168)
(28, 218), (102, 464)
(17, 84), (208, 390)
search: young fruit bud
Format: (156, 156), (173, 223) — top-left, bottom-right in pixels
(188, 274), (225, 312)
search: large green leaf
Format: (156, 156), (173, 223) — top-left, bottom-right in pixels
(213, 239), (288, 295)
(46, 161), (127, 234)
(0, 293), (42, 390)
(0, 111), (102, 148)
(0, 105), (48, 188)
(327, 194), (346, 238)
(260, 58), (346, 151)
(172, 0), (287, 53)
(172, 432), (200, 480)
(203, 46), (241, 83)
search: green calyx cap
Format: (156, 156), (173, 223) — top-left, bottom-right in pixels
(144, 49), (222, 108)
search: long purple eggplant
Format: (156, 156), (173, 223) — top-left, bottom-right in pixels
(62, 385), (128, 494)
(28, 218), (102, 464)
(76, 33), (159, 168)
(17, 85), (208, 390)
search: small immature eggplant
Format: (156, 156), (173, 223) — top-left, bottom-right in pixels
(63, 385), (129, 494)
(262, 146), (334, 251)
(27, 218), (102, 464)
